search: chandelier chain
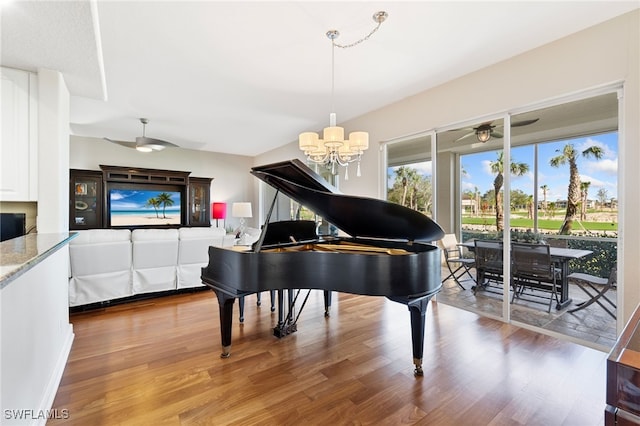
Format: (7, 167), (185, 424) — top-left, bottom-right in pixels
(331, 11), (388, 49)
(299, 11), (386, 179)
(332, 22), (383, 49)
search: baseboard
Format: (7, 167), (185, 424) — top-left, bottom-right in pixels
(69, 286), (209, 313)
(33, 324), (74, 426)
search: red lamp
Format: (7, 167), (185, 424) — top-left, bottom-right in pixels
(212, 202), (227, 227)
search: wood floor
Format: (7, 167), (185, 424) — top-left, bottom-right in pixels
(50, 289), (610, 425)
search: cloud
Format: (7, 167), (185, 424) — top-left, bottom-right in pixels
(584, 158), (617, 175)
(577, 174), (607, 188)
(412, 161), (432, 175)
(461, 181), (476, 191)
(481, 160), (493, 176)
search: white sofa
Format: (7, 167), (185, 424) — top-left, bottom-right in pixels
(132, 228), (180, 294)
(69, 229), (133, 307)
(68, 227), (235, 307)
(177, 227), (234, 289)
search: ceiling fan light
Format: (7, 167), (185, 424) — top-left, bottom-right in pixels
(476, 128), (491, 143)
(136, 145), (153, 153)
(144, 144), (166, 151)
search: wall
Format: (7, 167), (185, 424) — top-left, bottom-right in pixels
(37, 69), (70, 233)
(256, 11), (639, 325)
(1, 247), (73, 426)
(69, 136), (257, 229)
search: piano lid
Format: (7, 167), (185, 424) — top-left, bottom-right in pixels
(251, 159), (444, 242)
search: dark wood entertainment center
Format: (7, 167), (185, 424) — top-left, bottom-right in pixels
(69, 165), (212, 230)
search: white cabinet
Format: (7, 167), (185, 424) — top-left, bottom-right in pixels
(1, 67), (38, 201)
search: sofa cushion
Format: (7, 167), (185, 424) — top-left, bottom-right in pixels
(68, 229), (133, 306)
(132, 229), (179, 293)
(177, 227), (232, 289)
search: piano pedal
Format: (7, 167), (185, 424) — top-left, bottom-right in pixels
(273, 322), (297, 338)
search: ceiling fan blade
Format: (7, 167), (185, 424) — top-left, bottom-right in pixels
(136, 136), (179, 150)
(447, 126), (475, 133)
(104, 137), (137, 149)
(491, 131), (504, 139)
(511, 118), (539, 127)
(454, 132), (477, 142)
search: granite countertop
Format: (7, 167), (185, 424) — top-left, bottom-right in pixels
(0, 232), (77, 290)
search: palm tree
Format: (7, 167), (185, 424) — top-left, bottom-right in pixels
(388, 166), (432, 213)
(580, 181), (591, 221)
(146, 197), (161, 218)
(527, 195), (534, 219)
(540, 184), (549, 217)
(550, 143), (603, 234)
(156, 192), (175, 219)
(489, 151), (530, 232)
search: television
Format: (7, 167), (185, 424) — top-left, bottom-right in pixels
(0, 213), (26, 242)
(108, 185), (184, 227)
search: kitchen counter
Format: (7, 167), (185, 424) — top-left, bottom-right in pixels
(0, 232), (77, 290)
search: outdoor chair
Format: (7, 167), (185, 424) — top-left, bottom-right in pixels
(472, 239), (504, 294)
(511, 242), (562, 312)
(438, 234), (475, 290)
(568, 264), (617, 319)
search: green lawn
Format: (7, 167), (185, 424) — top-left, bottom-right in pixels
(462, 216), (618, 231)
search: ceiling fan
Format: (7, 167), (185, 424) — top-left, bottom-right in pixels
(104, 118), (178, 152)
(454, 118), (539, 143)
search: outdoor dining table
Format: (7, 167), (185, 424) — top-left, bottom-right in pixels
(460, 241), (593, 310)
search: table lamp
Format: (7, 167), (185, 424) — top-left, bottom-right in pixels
(211, 202), (227, 227)
(231, 202), (252, 237)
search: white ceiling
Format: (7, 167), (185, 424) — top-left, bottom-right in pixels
(2, 1), (638, 156)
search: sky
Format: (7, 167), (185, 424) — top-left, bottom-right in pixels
(110, 189), (181, 211)
(388, 131), (618, 203)
(460, 132), (618, 202)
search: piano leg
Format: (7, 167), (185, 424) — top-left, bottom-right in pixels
(238, 296), (245, 323)
(212, 290), (235, 358)
(407, 297), (431, 376)
(324, 290), (332, 317)
(270, 290), (276, 312)
(389, 294), (435, 377)
(253, 291), (276, 312)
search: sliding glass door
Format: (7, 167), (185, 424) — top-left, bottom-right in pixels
(384, 134), (433, 218)
(431, 90), (620, 348)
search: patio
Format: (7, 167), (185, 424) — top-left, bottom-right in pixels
(436, 267), (617, 350)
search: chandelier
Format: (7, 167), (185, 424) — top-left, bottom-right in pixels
(299, 11), (388, 180)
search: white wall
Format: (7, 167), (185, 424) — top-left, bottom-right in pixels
(256, 11), (639, 324)
(69, 136), (257, 229)
(1, 247), (73, 426)
(37, 69), (69, 233)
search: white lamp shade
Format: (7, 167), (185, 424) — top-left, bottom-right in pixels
(323, 126), (344, 148)
(299, 132), (319, 150)
(348, 131), (369, 150)
(232, 202), (252, 218)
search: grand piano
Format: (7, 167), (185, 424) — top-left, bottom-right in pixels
(201, 159), (444, 376)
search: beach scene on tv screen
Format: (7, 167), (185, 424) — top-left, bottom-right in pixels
(110, 189), (181, 226)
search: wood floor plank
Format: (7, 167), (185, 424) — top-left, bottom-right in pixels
(49, 290), (608, 425)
